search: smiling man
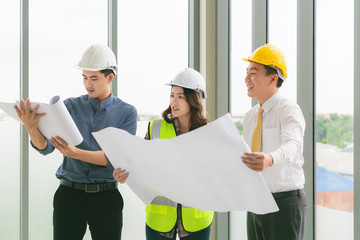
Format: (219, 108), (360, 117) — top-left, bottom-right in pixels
(241, 44), (307, 240)
(15, 44), (137, 240)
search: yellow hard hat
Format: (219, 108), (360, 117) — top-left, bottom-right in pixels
(242, 44), (288, 79)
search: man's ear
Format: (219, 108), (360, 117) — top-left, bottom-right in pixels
(270, 74), (279, 86)
(107, 73), (114, 84)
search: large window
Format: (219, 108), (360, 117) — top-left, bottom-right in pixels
(229, 0), (252, 239)
(117, 1), (188, 239)
(29, 1), (107, 239)
(1, 1), (189, 239)
(117, 1), (188, 118)
(268, 0), (297, 103)
(0, 1), (20, 239)
(230, 1), (252, 117)
(315, 0), (354, 239)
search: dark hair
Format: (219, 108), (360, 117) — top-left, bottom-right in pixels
(264, 65), (283, 88)
(100, 69), (115, 77)
(162, 87), (208, 131)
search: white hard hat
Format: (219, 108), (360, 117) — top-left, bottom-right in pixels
(74, 44), (118, 73)
(166, 68), (207, 99)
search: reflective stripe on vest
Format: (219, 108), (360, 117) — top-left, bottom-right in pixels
(145, 195), (178, 233)
(146, 119), (214, 233)
(150, 119), (162, 139)
(149, 119), (177, 140)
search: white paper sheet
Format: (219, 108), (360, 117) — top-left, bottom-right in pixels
(93, 113), (278, 214)
(0, 96), (83, 146)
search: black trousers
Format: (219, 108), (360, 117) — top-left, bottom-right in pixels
(53, 185), (124, 240)
(247, 189), (307, 240)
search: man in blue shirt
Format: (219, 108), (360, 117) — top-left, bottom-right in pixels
(14, 44), (137, 240)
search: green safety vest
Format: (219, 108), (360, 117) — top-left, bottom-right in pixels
(145, 119), (214, 233)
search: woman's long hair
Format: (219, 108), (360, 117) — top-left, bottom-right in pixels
(162, 87), (208, 131)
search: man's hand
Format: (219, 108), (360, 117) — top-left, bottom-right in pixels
(113, 168), (130, 184)
(14, 99), (46, 133)
(241, 152), (273, 172)
(14, 98), (47, 150)
(51, 136), (109, 166)
(50, 136), (78, 159)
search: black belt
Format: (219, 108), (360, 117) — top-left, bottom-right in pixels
(272, 189), (304, 199)
(60, 179), (118, 193)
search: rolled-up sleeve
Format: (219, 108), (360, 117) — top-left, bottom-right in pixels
(30, 138), (55, 155)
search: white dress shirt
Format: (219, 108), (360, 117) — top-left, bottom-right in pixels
(243, 91), (305, 193)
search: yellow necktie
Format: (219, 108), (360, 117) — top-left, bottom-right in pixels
(251, 107), (264, 152)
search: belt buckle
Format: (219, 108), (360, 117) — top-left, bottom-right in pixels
(85, 184), (100, 193)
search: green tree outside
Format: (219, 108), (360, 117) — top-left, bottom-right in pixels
(235, 121), (243, 135)
(316, 114), (353, 149)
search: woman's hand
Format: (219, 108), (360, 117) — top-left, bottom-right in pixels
(113, 168), (130, 184)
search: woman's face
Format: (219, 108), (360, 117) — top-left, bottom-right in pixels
(170, 86), (191, 119)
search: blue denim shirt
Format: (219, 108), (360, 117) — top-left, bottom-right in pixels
(31, 94), (137, 183)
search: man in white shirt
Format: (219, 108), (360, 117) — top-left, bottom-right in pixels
(241, 44), (307, 240)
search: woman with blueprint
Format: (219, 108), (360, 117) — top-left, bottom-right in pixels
(113, 68), (213, 240)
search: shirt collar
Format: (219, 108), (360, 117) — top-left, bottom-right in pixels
(87, 93), (114, 110)
(259, 91), (281, 113)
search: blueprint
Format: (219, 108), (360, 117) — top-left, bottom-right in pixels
(0, 96), (83, 146)
(93, 113), (278, 214)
